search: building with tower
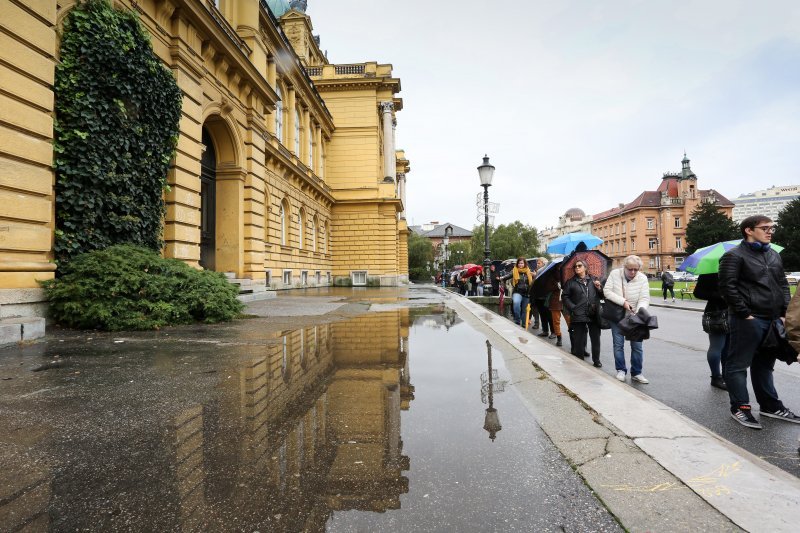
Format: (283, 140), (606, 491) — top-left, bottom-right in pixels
(0, 0), (410, 318)
(538, 208), (594, 254)
(590, 154), (733, 275)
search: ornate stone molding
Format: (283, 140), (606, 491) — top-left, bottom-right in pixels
(379, 101), (394, 113)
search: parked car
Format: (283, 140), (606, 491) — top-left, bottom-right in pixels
(786, 272), (800, 285)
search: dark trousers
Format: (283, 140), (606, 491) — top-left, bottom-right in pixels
(571, 320), (601, 361)
(725, 316), (783, 412)
(662, 284), (675, 299)
(536, 299), (552, 334)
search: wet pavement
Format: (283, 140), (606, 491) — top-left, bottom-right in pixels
(0, 287), (620, 531)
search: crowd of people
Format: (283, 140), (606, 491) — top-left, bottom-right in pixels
(467, 214), (800, 431)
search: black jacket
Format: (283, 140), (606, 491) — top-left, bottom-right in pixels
(562, 276), (600, 323)
(718, 242), (790, 319)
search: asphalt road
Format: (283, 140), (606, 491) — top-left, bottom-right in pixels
(587, 304), (800, 477)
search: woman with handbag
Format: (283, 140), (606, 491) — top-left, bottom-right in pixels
(500, 257), (534, 326)
(693, 273), (728, 390)
(603, 255), (651, 383)
(562, 260), (603, 366)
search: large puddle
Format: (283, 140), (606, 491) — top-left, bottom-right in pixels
(0, 305), (619, 531)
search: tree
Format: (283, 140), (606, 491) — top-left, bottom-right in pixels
(408, 232), (434, 281)
(685, 203), (738, 254)
(471, 221), (541, 262)
(774, 198), (800, 270)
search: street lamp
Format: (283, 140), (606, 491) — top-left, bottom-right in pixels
(442, 225), (453, 287)
(477, 155), (495, 290)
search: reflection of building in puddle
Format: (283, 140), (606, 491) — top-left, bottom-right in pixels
(413, 304), (461, 330)
(324, 310), (412, 512)
(165, 311), (412, 529)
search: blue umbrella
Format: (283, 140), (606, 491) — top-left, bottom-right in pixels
(546, 232), (603, 255)
(678, 240), (784, 275)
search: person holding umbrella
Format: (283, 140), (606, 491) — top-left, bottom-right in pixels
(562, 260), (603, 366)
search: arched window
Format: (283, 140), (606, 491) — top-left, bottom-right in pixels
(311, 215), (318, 251)
(280, 199), (289, 246)
(275, 86), (284, 142)
(298, 208), (306, 249)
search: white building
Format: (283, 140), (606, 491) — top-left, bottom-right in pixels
(538, 208), (594, 253)
(732, 185), (800, 223)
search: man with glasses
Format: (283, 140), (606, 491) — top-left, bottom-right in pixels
(719, 215), (798, 429)
(603, 255), (651, 383)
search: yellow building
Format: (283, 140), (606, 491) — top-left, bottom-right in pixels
(0, 0), (409, 317)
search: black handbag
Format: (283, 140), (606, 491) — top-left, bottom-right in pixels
(701, 310), (728, 334)
(600, 299), (625, 323)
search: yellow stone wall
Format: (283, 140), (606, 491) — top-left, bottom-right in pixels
(0, 1), (57, 294)
(1, 0), (409, 310)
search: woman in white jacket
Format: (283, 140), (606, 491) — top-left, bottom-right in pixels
(604, 255), (651, 384)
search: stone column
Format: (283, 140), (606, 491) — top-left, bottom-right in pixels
(287, 86), (296, 155)
(391, 117), (397, 182)
(380, 102), (394, 183)
(397, 172), (406, 219)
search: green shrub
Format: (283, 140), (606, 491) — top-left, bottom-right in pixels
(42, 245), (244, 331)
(54, 0), (182, 265)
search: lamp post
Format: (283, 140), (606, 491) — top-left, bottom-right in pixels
(442, 225), (452, 288)
(477, 155), (495, 289)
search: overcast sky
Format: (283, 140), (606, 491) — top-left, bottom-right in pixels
(307, 0), (800, 232)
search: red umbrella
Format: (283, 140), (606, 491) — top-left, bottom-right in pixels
(462, 264), (483, 277)
(452, 264), (464, 271)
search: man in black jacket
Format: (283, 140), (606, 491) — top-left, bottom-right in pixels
(719, 215), (798, 429)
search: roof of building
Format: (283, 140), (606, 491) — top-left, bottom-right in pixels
(409, 222), (473, 238)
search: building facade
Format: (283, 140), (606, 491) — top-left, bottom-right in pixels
(538, 208), (593, 254)
(732, 185), (800, 223)
(0, 0), (409, 316)
(409, 222), (473, 270)
(590, 155), (733, 275)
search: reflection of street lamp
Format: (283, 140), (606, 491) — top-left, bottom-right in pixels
(482, 340), (502, 441)
(442, 225), (453, 287)
(478, 155), (495, 287)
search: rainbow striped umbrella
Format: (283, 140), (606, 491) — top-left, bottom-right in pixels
(678, 240), (784, 275)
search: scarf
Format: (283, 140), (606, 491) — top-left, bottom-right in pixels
(512, 266), (533, 287)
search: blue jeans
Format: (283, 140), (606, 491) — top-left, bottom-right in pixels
(512, 293), (529, 325)
(725, 316), (783, 411)
(706, 331), (728, 378)
(610, 322), (643, 376)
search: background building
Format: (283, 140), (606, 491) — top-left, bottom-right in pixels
(732, 185), (800, 223)
(591, 155), (733, 275)
(409, 222), (472, 270)
(0, 0), (410, 317)
(538, 208), (594, 254)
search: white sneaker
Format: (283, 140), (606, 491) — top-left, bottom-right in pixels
(631, 374), (650, 384)
(616, 371), (626, 381)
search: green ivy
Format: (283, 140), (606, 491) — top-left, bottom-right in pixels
(42, 245), (244, 331)
(54, 0), (182, 266)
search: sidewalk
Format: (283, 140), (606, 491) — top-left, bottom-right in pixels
(447, 288), (800, 533)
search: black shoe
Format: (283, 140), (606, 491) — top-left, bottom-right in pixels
(537, 332), (549, 337)
(730, 406), (762, 429)
(556, 336), (562, 347)
(760, 407), (800, 424)
(710, 376), (727, 390)
(584, 352), (591, 358)
(593, 360), (602, 368)
(532, 322), (540, 329)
